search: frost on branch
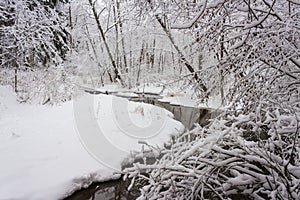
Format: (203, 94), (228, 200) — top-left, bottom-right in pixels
(0, 0), (71, 101)
(124, 104), (300, 200)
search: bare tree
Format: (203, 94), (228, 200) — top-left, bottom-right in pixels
(144, 0), (208, 94)
(88, 0), (122, 83)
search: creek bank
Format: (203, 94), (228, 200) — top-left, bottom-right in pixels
(65, 93), (221, 200)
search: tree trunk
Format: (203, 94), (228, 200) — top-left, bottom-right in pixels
(14, 67), (18, 93)
(113, 0), (119, 69)
(116, 0), (127, 72)
(146, 0), (207, 93)
(219, 20), (225, 105)
(69, 5), (73, 48)
(88, 0), (122, 83)
(136, 42), (144, 84)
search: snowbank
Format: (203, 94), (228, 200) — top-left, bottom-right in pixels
(159, 93), (224, 109)
(0, 86), (184, 200)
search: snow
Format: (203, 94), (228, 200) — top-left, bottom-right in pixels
(159, 94), (224, 109)
(159, 96), (197, 108)
(80, 84), (224, 110)
(115, 92), (139, 98)
(0, 86), (184, 200)
(82, 84), (164, 96)
(134, 84), (164, 95)
(79, 84), (127, 94)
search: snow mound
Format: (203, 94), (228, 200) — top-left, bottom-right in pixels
(0, 86), (184, 200)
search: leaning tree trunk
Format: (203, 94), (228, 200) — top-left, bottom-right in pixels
(88, 0), (122, 83)
(146, 0), (207, 93)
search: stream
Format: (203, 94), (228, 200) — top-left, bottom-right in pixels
(65, 94), (220, 200)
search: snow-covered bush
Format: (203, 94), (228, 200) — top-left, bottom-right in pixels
(0, 66), (77, 104)
(33, 67), (77, 104)
(0, 0), (71, 100)
(124, 102), (300, 199)
(122, 1), (300, 198)
(0, 0), (69, 69)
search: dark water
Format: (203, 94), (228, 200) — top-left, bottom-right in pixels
(64, 178), (141, 200)
(65, 94), (220, 200)
(129, 96), (218, 129)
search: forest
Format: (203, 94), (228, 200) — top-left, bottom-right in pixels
(0, 0), (299, 199)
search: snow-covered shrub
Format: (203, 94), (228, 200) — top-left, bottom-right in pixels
(33, 67), (77, 104)
(0, 0), (71, 102)
(1, 67), (78, 104)
(122, 1), (300, 198)
(0, 0), (69, 69)
(124, 102), (300, 199)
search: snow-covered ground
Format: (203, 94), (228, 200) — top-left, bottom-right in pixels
(159, 95), (223, 109)
(159, 86), (224, 109)
(0, 86), (184, 200)
(83, 83), (224, 109)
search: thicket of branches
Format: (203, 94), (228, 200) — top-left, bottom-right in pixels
(0, 0), (69, 70)
(123, 0), (300, 199)
(69, 0), (205, 88)
(0, 0), (73, 103)
(124, 103), (300, 199)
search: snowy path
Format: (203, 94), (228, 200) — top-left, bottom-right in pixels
(0, 86), (184, 200)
